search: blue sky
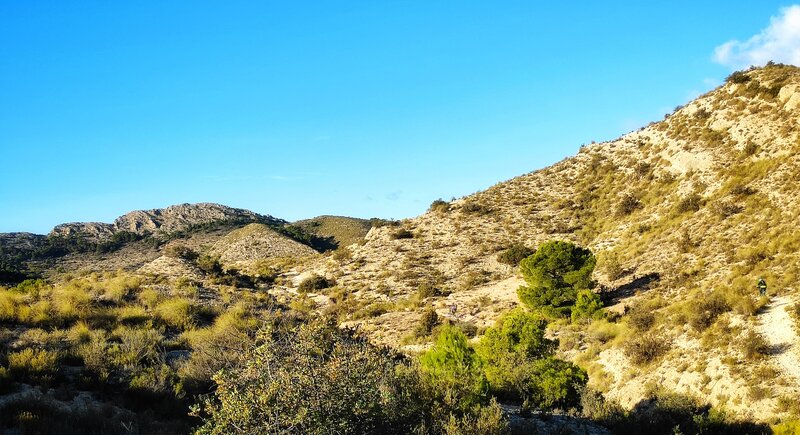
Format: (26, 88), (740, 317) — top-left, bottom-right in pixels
(1, 1), (797, 233)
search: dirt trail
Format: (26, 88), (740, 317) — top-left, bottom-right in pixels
(758, 295), (800, 384)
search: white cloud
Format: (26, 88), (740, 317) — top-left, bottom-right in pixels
(713, 5), (800, 69)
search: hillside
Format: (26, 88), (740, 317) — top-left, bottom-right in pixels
(2, 64), (800, 430)
(292, 215), (373, 250)
(0, 203), (320, 280)
(300, 63), (800, 419)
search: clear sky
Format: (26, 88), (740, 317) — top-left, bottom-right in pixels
(1, 1), (797, 233)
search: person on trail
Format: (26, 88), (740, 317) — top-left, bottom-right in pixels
(757, 277), (767, 297)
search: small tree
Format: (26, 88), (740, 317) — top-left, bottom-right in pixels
(517, 241), (596, 317)
(420, 324), (489, 413)
(476, 309), (586, 409)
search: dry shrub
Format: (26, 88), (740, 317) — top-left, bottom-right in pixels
(741, 331), (770, 360)
(624, 332), (670, 365)
(627, 309), (656, 333)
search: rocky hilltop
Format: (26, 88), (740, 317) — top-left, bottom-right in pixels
(50, 203), (279, 241)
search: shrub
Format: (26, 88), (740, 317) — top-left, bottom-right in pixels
(773, 420), (800, 435)
(429, 199), (451, 213)
(417, 282), (441, 300)
(601, 252), (624, 281)
(741, 331), (770, 360)
(676, 193), (703, 213)
(571, 290), (605, 323)
(297, 274), (333, 293)
(627, 309), (656, 332)
(517, 241), (596, 317)
(164, 244), (199, 261)
(477, 309), (586, 409)
(617, 194), (641, 216)
(8, 348), (59, 383)
(460, 201), (491, 215)
(726, 70), (751, 84)
(414, 307), (440, 337)
(195, 317), (432, 434)
(688, 293), (730, 331)
(730, 184), (756, 196)
(155, 298), (199, 330)
(391, 228), (414, 240)
(196, 255), (223, 277)
(624, 333), (670, 365)
(496, 243), (534, 267)
(420, 324), (489, 413)
(712, 201), (743, 219)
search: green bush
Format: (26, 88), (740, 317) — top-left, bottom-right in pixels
(420, 324), (489, 414)
(517, 241), (596, 317)
(688, 293), (730, 331)
(726, 70), (751, 84)
(496, 243), (534, 267)
(297, 274), (333, 293)
(476, 309), (585, 409)
(195, 255), (223, 277)
(8, 348), (59, 384)
(417, 282), (441, 299)
(164, 244), (199, 261)
(675, 193), (703, 213)
(627, 309), (655, 332)
(571, 290), (605, 323)
(195, 317), (432, 434)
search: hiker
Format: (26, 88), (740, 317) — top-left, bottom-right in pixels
(757, 277), (767, 297)
(449, 304), (457, 317)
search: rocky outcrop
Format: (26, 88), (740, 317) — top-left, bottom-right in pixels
(48, 203), (281, 241)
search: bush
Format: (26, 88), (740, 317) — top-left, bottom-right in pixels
(195, 317), (433, 434)
(617, 194), (641, 216)
(571, 290), (604, 323)
(8, 348), (59, 383)
(624, 333), (670, 365)
(391, 228), (414, 240)
(461, 201), (491, 215)
(496, 243), (534, 267)
(477, 309), (586, 409)
(627, 309), (655, 332)
(741, 331), (770, 360)
(298, 274), (333, 293)
(517, 241), (596, 317)
(164, 244), (198, 261)
(414, 307), (439, 337)
(155, 298), (199, 330)
(429, 199), (451, 213)
(417, 282), (441, 300)
(688, 293), (730, 331)
(676, 193), (703, 213)
(726, 70), (751, 84)
(196, 255), (223, 277)
(420, 324), (489, 413)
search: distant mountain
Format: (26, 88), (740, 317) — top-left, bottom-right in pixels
(50, 203), (281, 241)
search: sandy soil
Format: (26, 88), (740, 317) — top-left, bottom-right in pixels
(758, 295), (800, 385)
